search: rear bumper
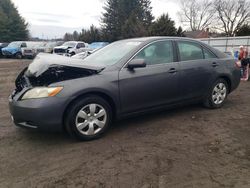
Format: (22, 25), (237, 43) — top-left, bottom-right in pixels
(2, 51), (15, 57)
(9, 96), (68, 132)
(230, 68), (241, 92)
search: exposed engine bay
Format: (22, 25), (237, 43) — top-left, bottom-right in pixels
(14, 53), (104, 92)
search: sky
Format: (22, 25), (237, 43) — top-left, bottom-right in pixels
(12, 0), (181, 39)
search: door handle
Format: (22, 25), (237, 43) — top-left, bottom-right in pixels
(168, 68), (177, 74)
(212, 62), (219, 67)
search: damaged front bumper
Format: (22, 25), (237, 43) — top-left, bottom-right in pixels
(9, 89), (67, 132)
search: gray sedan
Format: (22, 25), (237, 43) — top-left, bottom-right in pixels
(9, 37), (241, 140)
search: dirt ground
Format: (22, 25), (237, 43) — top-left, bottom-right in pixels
(0, 58), (250, 188)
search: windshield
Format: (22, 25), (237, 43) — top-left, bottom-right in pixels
(82, 41), (141, 67)
(89, 42), (108, 50)
(8, 42), (22, 48)
(62, 42), (76, 48)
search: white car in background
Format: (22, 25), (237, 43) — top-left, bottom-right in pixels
(21, 42), (46, 59)
(39, 41), (64, 54)
(53, 41), (88, 56)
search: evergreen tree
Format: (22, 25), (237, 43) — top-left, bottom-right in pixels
(0, 0), (29, 42)
(72, 31), (80, 40)
(79, 25), (102, 43)
(150, 14), (177, 36)
(177, 26), (185, 37)
(63, 33), (73, 41)
(101, 0), (154, 41)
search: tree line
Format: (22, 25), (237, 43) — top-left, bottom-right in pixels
(65, 0), (250, 42)
(178, 0), (250, 37)
(1, 0), (250, 42)
(64, 0), (184, 43)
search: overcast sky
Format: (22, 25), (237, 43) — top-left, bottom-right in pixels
(12, 0), (181, 39)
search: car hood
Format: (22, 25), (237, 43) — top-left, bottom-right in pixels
(25, 53), (104, 77)
(54, 45), (72, 50)
(2, 47), (19, 52)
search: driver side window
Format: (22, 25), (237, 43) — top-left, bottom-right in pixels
(21, 43), (27, 48)
(133, 41), (174, 65)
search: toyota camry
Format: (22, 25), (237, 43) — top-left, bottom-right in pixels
(9, 37), (241, 140)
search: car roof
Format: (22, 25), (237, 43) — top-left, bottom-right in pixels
(118, 37), (227, 59)
(120, 36), (201, 43)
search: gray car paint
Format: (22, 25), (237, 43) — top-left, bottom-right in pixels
(9, 37), (241, 131)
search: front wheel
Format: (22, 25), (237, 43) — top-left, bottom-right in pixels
(15, 52), (22, 59)
(203, 79), (228, 109)
(65, 95), (112, 141)
(70, 52), (75, 56)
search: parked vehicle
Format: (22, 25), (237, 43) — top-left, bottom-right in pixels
(21, 42), (46, 59)
(2, 41), (27, 59)
(88, 42), (109, 51)
(40, 41), (64, 54)
(71, 50), (95, 60)
(72, 42), (109, 60)
(0, 43), (9, 58)
(53, 41), (87, 56)
(9, 37), (241, 141)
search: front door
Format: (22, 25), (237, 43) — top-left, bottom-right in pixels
(119, 40), (180, 114)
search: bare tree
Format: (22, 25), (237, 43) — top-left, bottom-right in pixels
(178, 0), (215, 31)
(214, 0), (250, 36)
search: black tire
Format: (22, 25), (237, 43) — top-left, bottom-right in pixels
(70, 52), (75, 56)
(65, 95), (112, 141)
(203, 79), (229, 109)
(15, 52), (22, 59)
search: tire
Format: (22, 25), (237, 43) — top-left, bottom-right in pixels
(15, 52), (22, 59)
(65, 95), (112, 141)
(203, 79), (229, 109)
(70, 52), (75, 56)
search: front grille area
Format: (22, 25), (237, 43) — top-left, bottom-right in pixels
(54, 48), (66, 53)
(24, 50), (32, 53)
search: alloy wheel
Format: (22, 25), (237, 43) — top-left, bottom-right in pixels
(212, 83), (227, 105)
(75, 104), (107, 136)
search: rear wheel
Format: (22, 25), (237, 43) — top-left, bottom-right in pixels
(203, 79), (228, 109)
(65, 95), (112, 141)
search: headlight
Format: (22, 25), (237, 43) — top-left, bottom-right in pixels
(21, 87), (63, 100)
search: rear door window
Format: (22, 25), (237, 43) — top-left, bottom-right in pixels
(177, 41), (204, 61)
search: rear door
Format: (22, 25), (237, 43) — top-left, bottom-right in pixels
(176, 40), (218, 100)
(119, 40), (180, 114)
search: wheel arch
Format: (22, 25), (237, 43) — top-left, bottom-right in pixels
(218, 75), (232, 93)
(62, 91), (117, 130)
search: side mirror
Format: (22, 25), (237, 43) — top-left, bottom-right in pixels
(127, 59), (146, 70)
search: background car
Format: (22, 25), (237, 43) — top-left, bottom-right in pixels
(71, 50), (95, 59)
(0, 43), (9, 58)
(53, 41), (88, 56)
(39, 41), (64, 54)
(71, 42), (109, 59)
(21, 42), (46, 59)
(9, 37), (241, 141)
(2, 41), (27, 59)
(88, 42), (109, 51)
